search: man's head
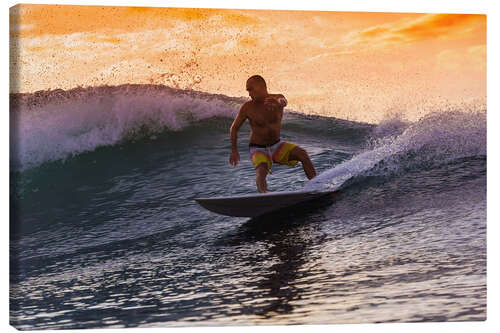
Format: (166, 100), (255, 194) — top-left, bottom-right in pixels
(246, 75), (268, 102)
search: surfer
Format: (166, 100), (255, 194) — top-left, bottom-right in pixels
(229, 75), (317, 193)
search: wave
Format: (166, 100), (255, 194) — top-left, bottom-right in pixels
(10, 84), (246, 172)
(305, 109), (486, 191)
(10, 84), (486, 177)
(10, 84), (373, 172)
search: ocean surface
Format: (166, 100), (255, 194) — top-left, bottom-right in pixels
(10, 84), (486, 329)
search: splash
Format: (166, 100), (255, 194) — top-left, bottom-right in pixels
(304, 109), (486, 191)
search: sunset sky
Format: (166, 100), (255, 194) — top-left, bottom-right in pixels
(9, 4), (486, 123)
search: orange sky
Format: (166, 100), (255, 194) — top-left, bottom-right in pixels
(9, 5), (486, 123)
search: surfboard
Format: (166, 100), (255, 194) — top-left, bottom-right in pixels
(194, 189), (336, 217)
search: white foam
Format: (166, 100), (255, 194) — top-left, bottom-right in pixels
(304, 110), (486, 191)
(10, 85), (240, 172)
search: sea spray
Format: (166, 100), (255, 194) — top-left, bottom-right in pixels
(305, 110), (486, 191)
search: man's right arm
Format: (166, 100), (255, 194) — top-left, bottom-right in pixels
(230, 103), (248, 152)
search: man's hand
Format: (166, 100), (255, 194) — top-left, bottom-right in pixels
(229, 150), (240, 166)
(264, 97), (282, 111)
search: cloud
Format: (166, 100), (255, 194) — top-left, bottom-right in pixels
(468, 44), (486, 58)
(302, 14), (485, 65)
(466, 44), (486, 71)
(436, 44), (486, 71)
(10, 5), (261, 38)
(346, 14), (485, 47)
(304, 50), (355, 63)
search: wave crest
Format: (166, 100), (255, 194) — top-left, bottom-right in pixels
(10, 84), (244, 172)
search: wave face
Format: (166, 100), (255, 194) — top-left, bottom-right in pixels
(10, 84), (486, 329)
(10, 84), (244, 172)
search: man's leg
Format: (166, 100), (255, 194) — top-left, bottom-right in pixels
(289, 146), (317, 179)
(255, 163), (269, 193)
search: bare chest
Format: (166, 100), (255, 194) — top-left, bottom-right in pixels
(247, 105), (282, 128)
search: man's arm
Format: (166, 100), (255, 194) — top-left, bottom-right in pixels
(265, 94), (287, 109)
(229, 103), (248, 166)
(230, 103), (248, 151)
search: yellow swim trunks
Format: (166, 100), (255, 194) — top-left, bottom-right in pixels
(248, 138), (299, 174)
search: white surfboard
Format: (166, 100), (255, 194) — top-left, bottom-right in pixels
(194, 189), (336, 217)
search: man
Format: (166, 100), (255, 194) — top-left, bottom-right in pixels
(229, 75), (317, 193)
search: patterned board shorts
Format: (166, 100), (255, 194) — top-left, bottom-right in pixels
(248, 138), (299, 174)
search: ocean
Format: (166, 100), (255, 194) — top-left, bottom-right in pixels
(9, 84), (486, 329)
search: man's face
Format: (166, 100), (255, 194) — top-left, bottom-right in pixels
(246, 80), (266, 102)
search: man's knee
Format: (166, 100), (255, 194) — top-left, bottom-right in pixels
(290, 146), (308, 161)
(256, 163), (268, 176)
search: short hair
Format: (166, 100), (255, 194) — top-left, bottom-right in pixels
(247, 75), (266, 87)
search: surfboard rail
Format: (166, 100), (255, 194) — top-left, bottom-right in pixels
(194, 189), (336, 217)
